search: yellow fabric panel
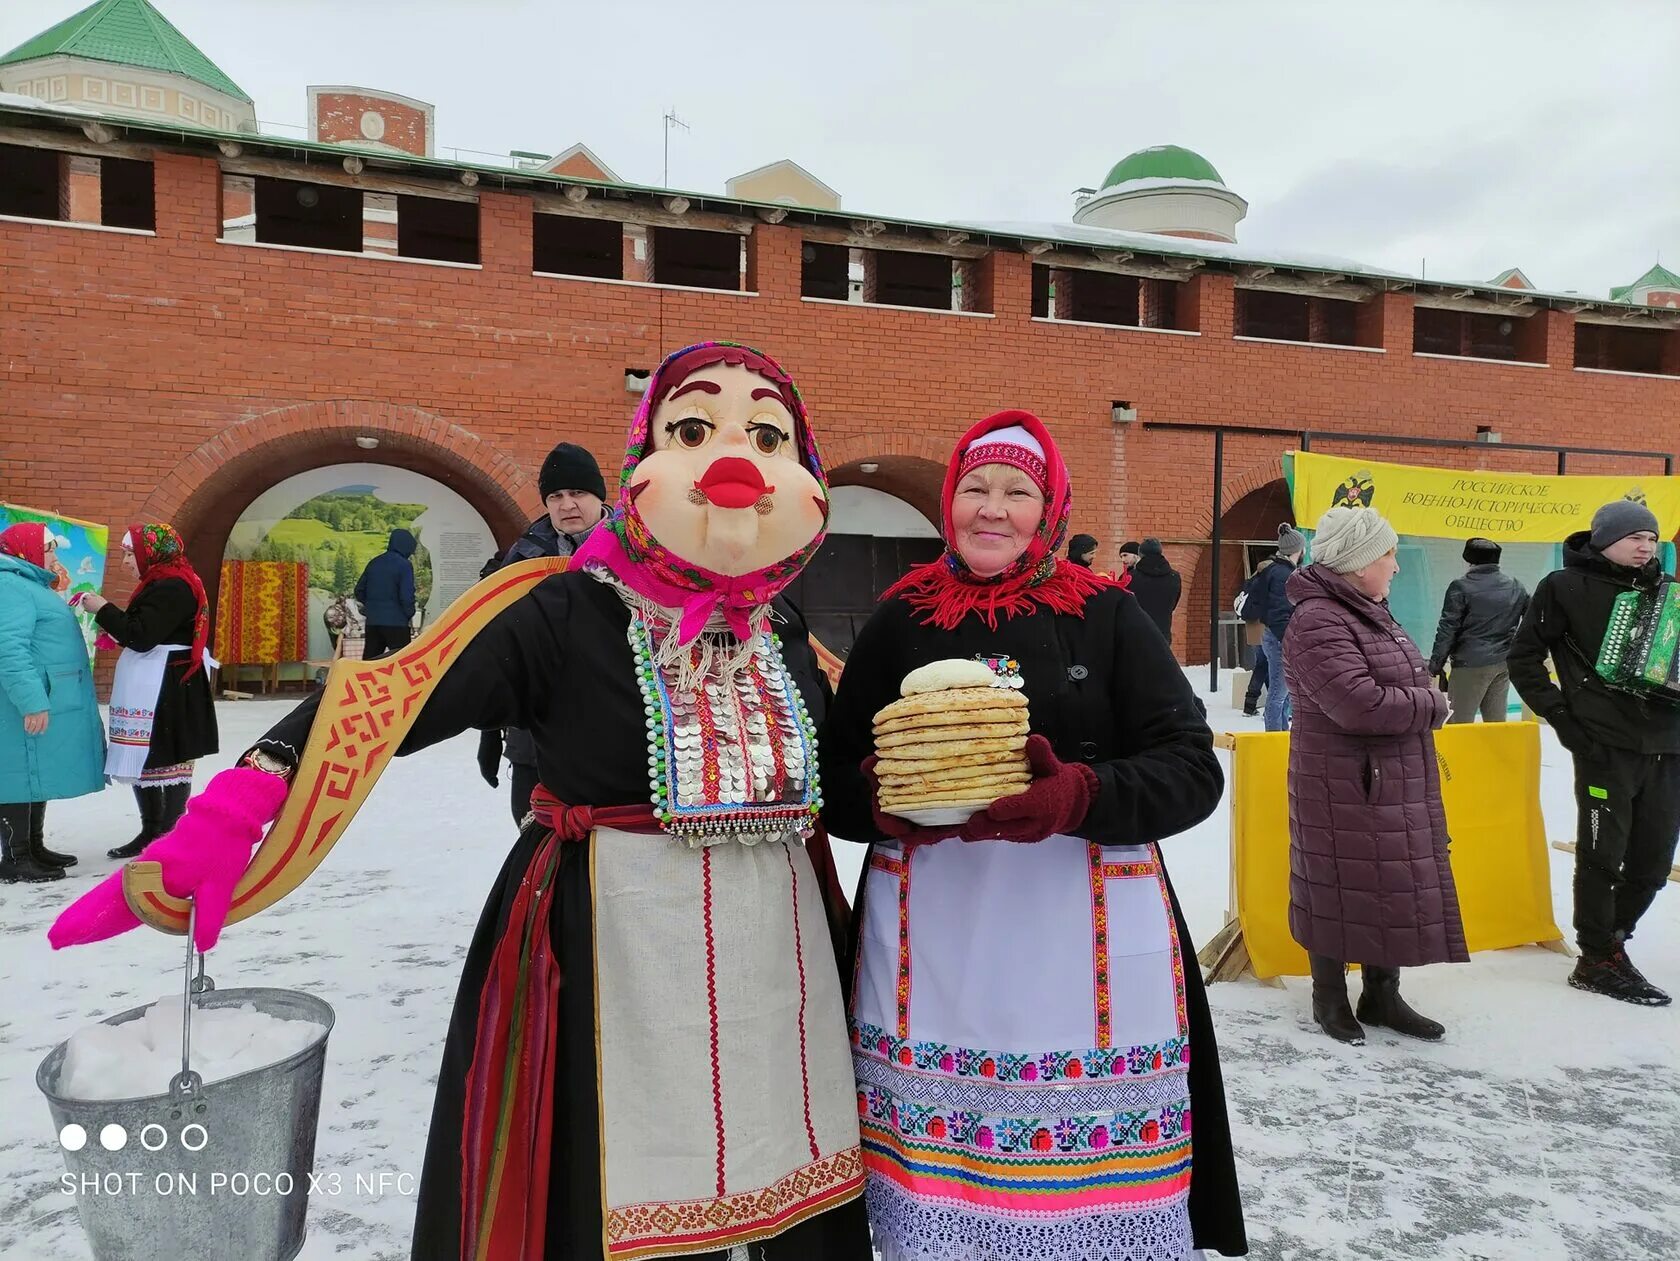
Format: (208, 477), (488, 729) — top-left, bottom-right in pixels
(1230, 722), (1563, 979)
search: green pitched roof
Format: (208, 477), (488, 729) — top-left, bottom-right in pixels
(1102, 145), (1224, 189)
(1610, 262), (1680, 302)
(0, 0), (251, 103)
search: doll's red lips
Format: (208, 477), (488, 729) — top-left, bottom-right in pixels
(696, 458), (772, 509)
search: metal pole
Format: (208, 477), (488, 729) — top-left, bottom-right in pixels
(1209, 428), (1224, 696)
(1557, 451), (1567, 475)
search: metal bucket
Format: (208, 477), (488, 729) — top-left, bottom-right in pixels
(36, 986), (335, 1261)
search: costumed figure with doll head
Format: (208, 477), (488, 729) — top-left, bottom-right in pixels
(820, 410), (1248, 1260)
(52, 343), (871, 1261)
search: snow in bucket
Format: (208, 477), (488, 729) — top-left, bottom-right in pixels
(57, 996), (324, 1102)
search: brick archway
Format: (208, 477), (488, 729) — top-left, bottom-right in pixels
(133, 400), (533, 623)
(827, 454), (946, 531)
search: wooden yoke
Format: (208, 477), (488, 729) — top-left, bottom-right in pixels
(122, 557), (570, 936)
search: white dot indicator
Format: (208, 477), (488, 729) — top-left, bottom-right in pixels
(180, 1124), (208, 1152)
(59, 1124), (87, 1152)
(100, 1124), (128, 1151)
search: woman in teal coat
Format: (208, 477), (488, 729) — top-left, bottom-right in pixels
(0, 523), (106, 882)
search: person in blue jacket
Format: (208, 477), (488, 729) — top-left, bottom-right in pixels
(1250, 522), (1306, 731)
(0, 523), (106, 882)
(354, 528), (418, 658)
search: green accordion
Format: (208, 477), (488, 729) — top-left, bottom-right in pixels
(1596, 579), (1680, 702)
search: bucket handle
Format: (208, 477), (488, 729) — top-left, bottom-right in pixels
(167, 903), (214, 1106)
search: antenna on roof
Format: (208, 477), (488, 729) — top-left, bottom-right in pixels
(662, 108), (689, 188)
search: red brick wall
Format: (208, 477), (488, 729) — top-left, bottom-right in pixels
(549, 151), (611, 181)
(3, 148), (1678, 677)
(312, 91), (429, 156)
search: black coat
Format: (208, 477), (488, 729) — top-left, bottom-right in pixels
(250, 570), (858, 1259)
(1509, 532), (1680, 754)
(1128, 552), (1183, 644)
(95, 577), (219, 767)
(820, 588), (1247, 1258)
(486, 513), (606, 766)
(1428, 564), (1529, 674)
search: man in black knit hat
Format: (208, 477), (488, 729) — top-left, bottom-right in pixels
(476, 442), (609, 823)
(1510, 498), (1680, 1006)
(1428, 537), (1529, 723)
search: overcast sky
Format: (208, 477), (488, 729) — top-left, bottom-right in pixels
(4, 0), (1675, 296)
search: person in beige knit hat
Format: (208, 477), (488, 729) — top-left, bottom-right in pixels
(1282, 506), (1463, 1046)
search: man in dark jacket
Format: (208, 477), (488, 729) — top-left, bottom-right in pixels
(1067, 533), (1099, 568)
(1249, 523), (1305, 731)
(1428, 537), (1529, 723)
(477, 442), (609, 823)
(353, 528), (417, 657)
(1509, 500), (1680, 1006)
(1236, 557), (1274, 717)
(1128, 538), (1182, 646)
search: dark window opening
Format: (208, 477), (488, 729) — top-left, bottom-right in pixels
(1317, 297), (1358, 346)
(254, 176), (361, 252)
(1413, 306), (1460, 355)
(1140, 279), (1180, 329)
(398, 195), (479, 265)
(1068, 271), (1141, 326)
(0, 143), (66, 220)
(1575, 323), (1672, 375)
(533, 213), (623, 279)
(1031, 264), (1051, 317)
(801, 241), (848, 300)
(651, 226), (742, 290)
(1237, 290), (1310, 342)
(868, 248), (952, 310)
(1413, 307), (1541, 362)
(100, 156), (154, 231)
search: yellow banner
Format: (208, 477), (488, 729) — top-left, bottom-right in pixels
(1289, 451), (1680, 542)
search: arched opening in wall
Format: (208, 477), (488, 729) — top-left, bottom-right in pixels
(144, 416), (528, 691)
(783, 456), (945, 657)
(1184, 477), (1294, 668)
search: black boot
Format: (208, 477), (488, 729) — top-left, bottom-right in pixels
(1569, 949), (1671, 1007)
(1, 806), (63, 883)
(107, 786), (160, 860)
(156, 781), (192, 836)
(29, 802), (76, 869)
(1308, 953), (1366, 1045)
(1357, 965), (1445, 1041)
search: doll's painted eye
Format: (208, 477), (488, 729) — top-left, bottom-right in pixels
(668, 418), (713, 449)
(749, 424), (789, 456)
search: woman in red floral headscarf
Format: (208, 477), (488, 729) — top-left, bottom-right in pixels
(821, 410), (1247, 1261)
(81, 523), (219, 859)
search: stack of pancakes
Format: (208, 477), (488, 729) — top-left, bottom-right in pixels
(872, 660), (1031, 818)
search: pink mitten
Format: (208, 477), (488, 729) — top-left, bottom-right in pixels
(49, 767), (289, 953)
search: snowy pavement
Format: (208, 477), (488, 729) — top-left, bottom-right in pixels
(2, 683), (1676, 1260)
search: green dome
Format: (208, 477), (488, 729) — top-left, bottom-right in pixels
(1101, 145), (1224, 189)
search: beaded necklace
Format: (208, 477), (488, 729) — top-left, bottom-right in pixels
(628, 605), (822, 848)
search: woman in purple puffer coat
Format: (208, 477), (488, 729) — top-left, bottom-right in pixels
(1283, 506), (1467, 1047)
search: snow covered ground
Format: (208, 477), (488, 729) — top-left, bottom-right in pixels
(1, 680), (1676, 1260)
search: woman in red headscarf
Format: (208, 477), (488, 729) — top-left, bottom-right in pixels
(80, 523), (219, 859)
(821, 411), (1247, 1260)
(54, 345), (871, 1261)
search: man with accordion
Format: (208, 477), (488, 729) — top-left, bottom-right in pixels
(1510, 499), (1680, 1007)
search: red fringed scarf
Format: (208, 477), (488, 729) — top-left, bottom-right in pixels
(128, 522), (211, 678)
(883, 409), (1116, 629)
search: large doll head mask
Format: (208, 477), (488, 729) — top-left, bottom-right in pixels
(574, 343), (829, 645)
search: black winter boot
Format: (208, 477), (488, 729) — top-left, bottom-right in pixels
(156, 781), (192, 836)
(107, 786), (160, 860)
(1, 806), (63, 883)
(1357, 965), (1445, 1041)
(1308, 953), (1366, 1045)
(1570, 950), (1671, 1007)
(29, 803), (76, 869)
